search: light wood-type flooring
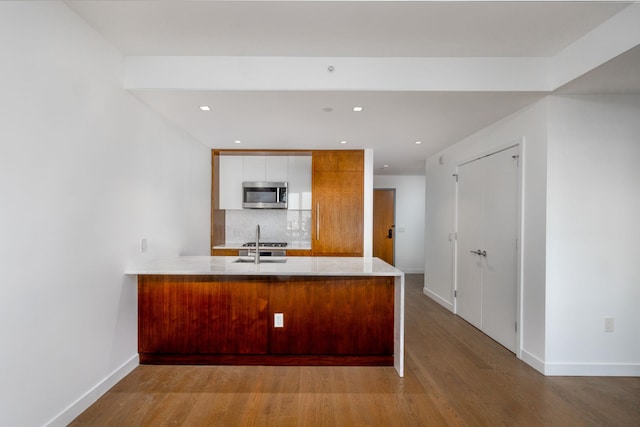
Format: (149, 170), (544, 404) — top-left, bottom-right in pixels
(71, 275), (640, 426)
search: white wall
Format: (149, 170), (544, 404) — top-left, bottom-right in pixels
(424, 99), (549, 370)
(425, 93), (640, 376)
(373, 175), (425, 273)
(545, 95), (640, 375)
(0, 3), (211, 426)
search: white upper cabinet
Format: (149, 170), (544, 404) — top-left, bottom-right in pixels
(288, 156), (312, 210)
(242, 155), (289, 182)
(266, 156), (288, 182)
(242, 156), (267, 182)
(218, 156), (244, 210)
(219, 154), (311, 210)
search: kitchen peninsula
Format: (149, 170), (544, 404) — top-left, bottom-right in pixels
(126, 256), (405, 377)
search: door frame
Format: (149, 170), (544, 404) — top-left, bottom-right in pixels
(373, 188), (396, 266)
(453, 138), (524, 358)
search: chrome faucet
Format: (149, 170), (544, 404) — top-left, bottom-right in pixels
(254, 224), (261, 264)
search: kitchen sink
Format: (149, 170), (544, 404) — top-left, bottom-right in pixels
(233, 257), (288, 264)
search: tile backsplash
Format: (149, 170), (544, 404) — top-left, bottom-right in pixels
(225, 209), (312, 245)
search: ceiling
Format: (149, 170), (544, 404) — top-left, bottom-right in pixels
(65, 0), (640, 175)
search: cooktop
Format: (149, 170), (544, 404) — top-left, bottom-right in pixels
(242, 242), (288, 248)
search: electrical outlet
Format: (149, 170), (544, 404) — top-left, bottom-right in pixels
(274, 313), (284, 328)
(604, 317), (614, 332)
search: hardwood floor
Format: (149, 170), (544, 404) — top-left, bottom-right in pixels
(71, 275), (640, 426)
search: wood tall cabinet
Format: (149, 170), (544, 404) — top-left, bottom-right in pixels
(312, 150), (364, 256)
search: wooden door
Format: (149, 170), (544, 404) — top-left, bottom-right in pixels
(373, 189), (395, 265)
(456, 146), (519, 352)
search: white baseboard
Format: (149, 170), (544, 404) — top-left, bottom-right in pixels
(423, 287), (454, 313)
(543, 362), (640, 377)
(520, 349), (545, 374)
(520, 349), (640, 376)
(399, 268), (424, 274)
(45, 354), (139, 427)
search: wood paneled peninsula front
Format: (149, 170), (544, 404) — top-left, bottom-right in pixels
(127, 256), (405, 377)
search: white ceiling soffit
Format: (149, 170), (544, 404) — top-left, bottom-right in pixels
(66, 1), (628, 57)
(65, 1), (640, 175)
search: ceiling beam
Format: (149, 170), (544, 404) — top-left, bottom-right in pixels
(122, 3), (640, 94)
(550, 3), (640, 89)
(124, 56), (550, 92)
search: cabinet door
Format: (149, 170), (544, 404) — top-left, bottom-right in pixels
(211, 249), (239, 256)
(243, 156), (288, 182)
(285, 249), (312, 256)
(269, 276), (394, 355)
(243, 156), (266, 182)
(219, 156), (244, 209)
(265, 156), (288, 182)
(312, 151), (364, 256)
(313, 150), (364, 172)
(287, 156), (312, 210)
(138, 275), (269, 355)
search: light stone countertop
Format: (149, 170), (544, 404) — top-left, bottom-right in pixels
(125, 256), (403, 277)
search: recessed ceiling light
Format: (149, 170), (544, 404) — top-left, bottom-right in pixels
(383, 164), (389, 168)
(199, 105), (211, 111)
(234, 140), (241, 144)
(353, 106), (364, 112)
(340, 140), (347, 144)
(322, 107), (333, 113)
(415, 141), (423, 145)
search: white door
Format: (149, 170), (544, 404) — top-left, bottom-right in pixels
(456, 145), (519, 352)
(456, 157), (484, 329)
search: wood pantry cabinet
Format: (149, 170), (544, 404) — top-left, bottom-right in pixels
(312, 150), (364, 256)
(137, 274), (394, 366)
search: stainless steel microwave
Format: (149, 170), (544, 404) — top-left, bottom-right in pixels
(242, 182), (288, 209)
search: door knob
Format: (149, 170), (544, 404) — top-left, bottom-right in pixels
(469, 249), (487, 257)
(387, 228), (393, 239)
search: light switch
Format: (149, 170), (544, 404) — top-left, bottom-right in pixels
(274, 313), (284, 328)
